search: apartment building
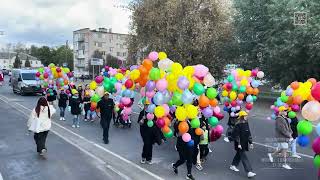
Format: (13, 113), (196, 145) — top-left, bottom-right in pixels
(73, 28), (129, 76)
(0, 52), (42, 69)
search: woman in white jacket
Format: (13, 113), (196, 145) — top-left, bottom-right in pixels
(28, 97), (56, 156)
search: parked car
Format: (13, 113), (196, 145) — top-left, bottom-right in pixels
(11, 69), (42, 95)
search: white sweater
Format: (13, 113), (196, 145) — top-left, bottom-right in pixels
(27, 105), (56, 133)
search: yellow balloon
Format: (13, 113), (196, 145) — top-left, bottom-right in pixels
(89, 81), (97, 90)
(245, 70), (251, 77)
(158, 52), (167, 60)
(237, 69), (245, 77)
(176, 106), (187, 121)
(171, 63), (183, 75)
(186, 105), (198, 119)
(160, 69), (166, 79)
(230, 91), (237, 101)
(182, 66), (195, 77)
(129, 69), (140, 80)
(154, 106), (165, 118)
(222, 90), (228, 97)
(188, 76), (195, 89)
(240, 79), (248, 86)
(115, 73), (124, 81)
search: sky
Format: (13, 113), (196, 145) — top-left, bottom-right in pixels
(0, 0), (131, 49)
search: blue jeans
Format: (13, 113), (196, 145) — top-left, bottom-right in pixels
(291, 138), (297, 155)
(59, 107), (66, 117)
(73, 115), (80, 126)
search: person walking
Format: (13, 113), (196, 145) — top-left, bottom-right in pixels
(268, 107), (293, 169)
(138, 106), (162, 164)
(224, 109), (240, 142)
(199, 122), (209, 163)
(172, 121), (195, 180)
(97, 92), (115, 144)
(58, 88), (68, 121)
(290, 116), (301, 159)
(69, 89), (82, 128)
(46, 88), (57, 105)
(27, 97), (56, 156)
(0, 71), (4, 86)
(229, 111), (256, 178)
(83, 91), (91, 122)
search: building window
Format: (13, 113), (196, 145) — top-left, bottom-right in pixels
(120, 44), (124, 49)
(123, 52), (127, 57)
(101, 51), (106, 55)
(117, 52), (121, 56)
(4, 60), (6, 63)
(36, 61), (38, 64)
(110, 47), (114, 52)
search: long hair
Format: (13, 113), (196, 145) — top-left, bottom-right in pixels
(35, 97), (51, 118)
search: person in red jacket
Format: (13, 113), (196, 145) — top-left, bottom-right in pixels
(0, 71), (4, 86)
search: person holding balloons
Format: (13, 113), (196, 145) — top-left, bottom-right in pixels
(138, 105), (162, 165)
(229, 111), (256, 178)
(268, 107), (293, 169)
(83, 91), (92, 122)
(289, 116), (301, 159)
(69, 89), (82, 128)
(57, 88), (68, 121)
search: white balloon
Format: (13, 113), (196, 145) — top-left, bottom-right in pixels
(95, 86), (105, 97)
(257, 71), (264, 79)
(302, 100), (320, 121)
(203, 73), (215, 87)
(158, 58), (173, 71)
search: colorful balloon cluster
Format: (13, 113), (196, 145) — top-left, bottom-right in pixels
(35, 63), (74, 95)
(222, 68), (264, 116)
(270, 79), (320, 167)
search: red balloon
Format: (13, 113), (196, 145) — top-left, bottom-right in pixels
(43, 72), (49, 79)
(90, 107), (95, 111)
(226, 83), (232, 91)
(311, 82), (320, 101)
(231, 101), (237, 107)
(224, 102), (230, 107)
(119, 103), (125, 109)
(213, 112), (224, 120)
(36, 72), (41, 77)
(125, 79), (134, 88)
(245, 103), (253, 110)
(56, 67), (61, 72)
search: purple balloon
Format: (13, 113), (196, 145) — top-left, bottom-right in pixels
(215, 125), (224, 134)
(130, 65), (139, 71)
(146, 80), (156, 91)
(202, 107), (213, 118)
(177, 76), (190, 90)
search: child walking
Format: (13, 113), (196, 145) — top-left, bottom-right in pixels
(69, 89), (82, 128)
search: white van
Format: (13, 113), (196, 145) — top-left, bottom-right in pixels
(11, 69), (42, 95)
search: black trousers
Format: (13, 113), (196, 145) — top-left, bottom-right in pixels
(142, 142), (153, 161)
(199, 144), (209, 159)
(102, 119), (111, 142)
(174, 148), (193, 174)
(34, 131), (49, 153)
(232, 149), (252, 172)
(192, 145), (199, 165)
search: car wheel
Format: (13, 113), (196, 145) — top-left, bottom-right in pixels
(20, 89), (25, 96)
(13, 88), (16, 94)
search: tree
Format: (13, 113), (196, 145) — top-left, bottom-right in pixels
(128, 0), (234, 79)
(52, 45), (74, 70)
(24, 56), (31, 67)
(13, 53), (22, 68)
(105, 54), (120, 68)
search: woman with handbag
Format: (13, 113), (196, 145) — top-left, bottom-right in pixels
(27, 97), (56, 156)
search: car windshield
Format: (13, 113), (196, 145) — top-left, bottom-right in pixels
(21, 73), (36, 80)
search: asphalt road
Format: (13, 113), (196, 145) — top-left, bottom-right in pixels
(0, 76), (318, 180)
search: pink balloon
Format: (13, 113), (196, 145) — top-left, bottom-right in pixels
(163, 104), (169, 115)
(291, 104), (300, 112)
(182, 133), (191, 142)
(147, 113), (154, 120)
(95, 76), (104, 84)
(146, 91), (155, 98)
(270, 105), (275, 110)
(140, 87), (146, 96)
(124, 107), (132, 115)
(156, 79), (168, 92)
(194, 64), (209, 78)
(115, 82), (122, 91)
(214, 125), (224, 134)
(121, 97), (131, 106)
(312, 137), (320, 154)
(148, 51), (159, 61)
(213, 106), (221, 114)
(122, 114), (129, 121)
(156, 118), (165, 128)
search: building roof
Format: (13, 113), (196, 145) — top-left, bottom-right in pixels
(73, 28), (129, 36)
(0, 52), (38, 60)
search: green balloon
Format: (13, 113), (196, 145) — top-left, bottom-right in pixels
(193, 83), (205, 95)
(288, 111), (296, 119)
(227, 75), (234, 82)
(91, 94), (100, 103)
(164, 130), (173, 138)
(239, 86), (246, 93)
(147, 120), (154, 127)
(297, 120), (313, 135)
(191, 118), (200, 128)
(206, 88), (218, 99)
(49, 63), (55, 68)
(38, 67), (44, 73)
(103, 82), (112, 92)
(280, 95), (288, 103)
(232, 84), (238, 91)
(208, 117), (219, 127)
(168, 99), (174, 106)
(252, 95), (257, 102)
(104, 77), (110, 83)
(172, 91), (183, 106)
(110, 77), (117, 85)
(149, 68), (161, 81)
(314, 155), (320, 167)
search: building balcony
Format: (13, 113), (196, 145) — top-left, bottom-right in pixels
(77, 54), (85, 59)
(76, 64), (85, 68)
(77, 36), (85, 42)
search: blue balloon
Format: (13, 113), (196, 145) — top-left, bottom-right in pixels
(316, 123), (320, 136)
(153, 92), (164, 105)
(146, 104), (156, 113)
(271, 113), (276, 120)
(246, 95), (253, 103)
(223, 106), (229, 112)
(231, 107), (236, 112)
(297, 135), (309, 147)
(122, 89), (132, 97)
(163, 90), (171, 104)
(182, 89), (194, 105)
(187, 140), (194, 147)
(251, 80), (260, 88)
(103, 72), (108, 76)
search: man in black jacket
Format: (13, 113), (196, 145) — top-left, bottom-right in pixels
(290, 117), (301, 159)
(97, 92), (115, 144)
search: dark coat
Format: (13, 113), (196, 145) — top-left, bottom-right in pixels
(290, 117), (299, 139)
(227, 109), (240, 127)
(83, 96), (91, 110)
(138, 110), (162, 145)
(69, 96), (81, 115)
(275, 115), (293, 142)
(47, 90), (57, 102)
(233, 120), (253, 151)
(97, 98), (115, 128)
(58, 93), (68, 108)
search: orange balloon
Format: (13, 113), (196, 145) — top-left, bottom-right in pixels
(162, 126), (171, 133)
(178, 121), (189, 134)
(199, 95), (210, 108)
(139, 65), (148, 76)
(223, 84), (228, 90)
(246, 87), (253, 95)
(293, 95), (303, 105)
(195, 128), (203, 136)
(308, 78), (317, 86)
(287, 96), (293, 105)
(91, 102), (97, 109)
(64, 80), (69, 85)
(142, 59), (153, 70)
(238, 93), (245, 100)
(253, 88), (259, 95)
(193, 77), (201, 83)
(291, 81), (299, 90)
(209, 99), (218, 107)
(139, 78), (147, 87)
(307, 94), (315, 101)
(163, 117), (171, 126)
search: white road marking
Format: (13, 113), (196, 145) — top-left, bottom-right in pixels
(0, 171), (3, 180)
(0, 95), (164, 180)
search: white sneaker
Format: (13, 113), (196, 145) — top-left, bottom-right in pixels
(292, 154), (301, 159)
(146, 160), (153, 165)
(140, 158), (146, 164)
(76, 125), (80, 128)
(247, 172), (256, 178)
(224, 137), (230, 142)
(59, 117), (63, 121)
(282, 164), (292, 170)
(230, 165), (239, 172)
(39, 149), (47, 156)
(268, 153), (274, 162)
(209, 148), (213, 153)
(72, 125), (76, 128)
(63, 117), (66, 121)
